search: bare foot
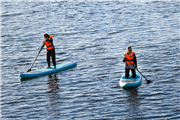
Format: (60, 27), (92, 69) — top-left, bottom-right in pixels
(47, 66), (51, 69)
(53, 67), (56, 69)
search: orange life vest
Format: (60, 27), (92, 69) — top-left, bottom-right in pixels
(44, 36), (54, 50)
(125, 52), (135, 65)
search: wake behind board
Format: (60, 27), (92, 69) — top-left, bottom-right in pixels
(119, 70), (142, 88)
(20, 62), (77, 78)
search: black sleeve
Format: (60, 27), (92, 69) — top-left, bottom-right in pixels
(133, 54), (137, 68)
(39, 41), (45, 53)
(49, 38), (53, 43)
(123, 54), (126, 62)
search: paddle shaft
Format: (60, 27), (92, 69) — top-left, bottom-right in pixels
(29, 52), (40, 70)
(27, 43), (44, 72)
(134, 67), (149, 81)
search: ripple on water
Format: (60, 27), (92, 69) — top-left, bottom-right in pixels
(1, 1), (180, 119)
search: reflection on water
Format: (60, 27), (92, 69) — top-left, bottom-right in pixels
(47, 74), (59, 92)
(46, 74), (61, 117)
(124, 88), (142, 118)
(20, 77), (37, 81)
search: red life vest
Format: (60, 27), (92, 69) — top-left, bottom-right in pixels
(125, 52), (135, 65)
(44, 36), (54, 50)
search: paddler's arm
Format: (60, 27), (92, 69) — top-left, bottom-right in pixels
(39, 42), (45, 54)
(123, 54), (126, 62)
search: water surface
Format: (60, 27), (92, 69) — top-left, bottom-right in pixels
(1, 1), (180, 119)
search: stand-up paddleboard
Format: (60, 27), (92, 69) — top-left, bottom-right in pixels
(20, 62), (77, 78)
(119, 70), (142, 88)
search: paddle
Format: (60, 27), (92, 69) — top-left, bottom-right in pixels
(27, 52), (40, 72)
(125, 59), (152, 84)
(27, 44), (43, 72)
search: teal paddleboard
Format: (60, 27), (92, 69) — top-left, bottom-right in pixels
(20, 62), (77, 78)
(119, 70), (142, 88)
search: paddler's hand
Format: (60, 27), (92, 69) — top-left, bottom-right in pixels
(123, 56), (127, 62)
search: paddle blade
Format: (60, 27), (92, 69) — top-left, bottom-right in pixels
(27, 69), (31, 72)
(147, 80), (152, 84)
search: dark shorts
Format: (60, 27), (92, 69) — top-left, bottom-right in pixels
(125, 68), (136, 78)
(47, 48), (56, 67)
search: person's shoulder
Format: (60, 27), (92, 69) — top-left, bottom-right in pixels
(132, 52), (135, 55)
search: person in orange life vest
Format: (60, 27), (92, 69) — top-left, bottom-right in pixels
(123, 46), (137, 78)
(39, 34), (56, 69)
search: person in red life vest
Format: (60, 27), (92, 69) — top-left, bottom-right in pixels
(123, 46), (137, 78)
(39, 34), (56, 69)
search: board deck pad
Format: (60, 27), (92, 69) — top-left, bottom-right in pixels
(121, 71), (141, 82)
(38, 63), (72, 72)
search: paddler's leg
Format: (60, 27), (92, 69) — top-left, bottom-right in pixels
(52, 48), (56, 69)
(125, 68), (130, 78)
(46, 51), (51, 68)
(131, 69), (136, 78)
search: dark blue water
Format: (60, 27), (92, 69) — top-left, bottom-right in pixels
(1, 1), (180, 119)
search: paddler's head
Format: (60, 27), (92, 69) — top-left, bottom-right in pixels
(127, 46), (132, 53)
(44, 33), (50, 40)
